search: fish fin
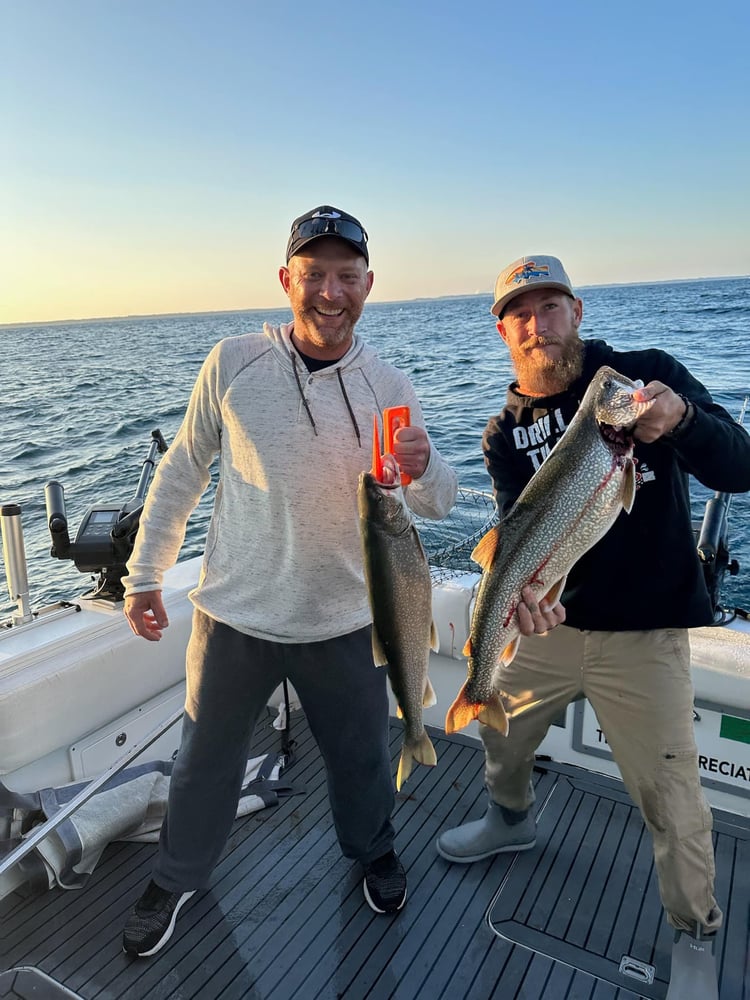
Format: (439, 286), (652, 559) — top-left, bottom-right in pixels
(621, 459), (637, 513)
(397, 733), (437, 790)
(462, 636), (473, 658)
(430, 620), (439, 653)
(423, 676), (437, 708)
(543, 576), (567, 607)
(470, 525), (501, 571)
(500, 635), (521, 665)
(371, 627), (389, 667)
(445, 683), (482, 733)
(395, 753), (410, 792)
(477, 694), (509, 736)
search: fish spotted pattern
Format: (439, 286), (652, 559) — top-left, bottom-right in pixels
(358, 457), (439, 790)
(446, 366), (654, 735)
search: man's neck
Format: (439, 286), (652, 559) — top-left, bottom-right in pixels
(291, 332), (346, 372)
(515, 374), (572, 398)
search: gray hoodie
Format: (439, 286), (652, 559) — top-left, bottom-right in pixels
(124, 322), (458, 642)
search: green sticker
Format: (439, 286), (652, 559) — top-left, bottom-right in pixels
(720, 715), (750, 745)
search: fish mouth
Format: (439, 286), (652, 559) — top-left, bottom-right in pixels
(599, 420), (636, 455)
(366, 473), (401, 491)
(370, 416), (402, 487)
(371, 456), (402, 490)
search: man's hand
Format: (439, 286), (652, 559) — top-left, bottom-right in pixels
(517, 585), (566, 635)
(632, 382), (688, 442)
(392, 425), (430, 480)
(124, 590), (169, 641)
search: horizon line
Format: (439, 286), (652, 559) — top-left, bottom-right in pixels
(2, 274), (747, 329)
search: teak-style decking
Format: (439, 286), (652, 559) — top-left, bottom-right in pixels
(1, 713), (747, 999)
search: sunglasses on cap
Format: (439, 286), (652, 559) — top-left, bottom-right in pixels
(291, 216), (368, 245)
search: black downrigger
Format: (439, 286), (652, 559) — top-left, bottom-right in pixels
(44, 428), (169, 602)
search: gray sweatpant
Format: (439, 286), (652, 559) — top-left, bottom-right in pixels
(480, 624), (722, 936)
(154, 609), (395, 892)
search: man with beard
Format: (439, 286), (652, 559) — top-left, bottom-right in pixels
(436, 255), (750, 999)
(120, 205), (457, 957)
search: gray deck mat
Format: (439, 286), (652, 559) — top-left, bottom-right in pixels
(1, 712), (747, 999)
(489, 764), (749, 999)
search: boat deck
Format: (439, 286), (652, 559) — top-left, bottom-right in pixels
(1, 713), (748, 999)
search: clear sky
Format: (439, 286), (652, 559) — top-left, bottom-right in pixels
(3, 0), (749, 324)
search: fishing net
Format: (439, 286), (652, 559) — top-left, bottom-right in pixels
(414, 487), (498, 582)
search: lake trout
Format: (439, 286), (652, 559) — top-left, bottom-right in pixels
(445, 366), (654, 735)
(358, 451), (439, 791)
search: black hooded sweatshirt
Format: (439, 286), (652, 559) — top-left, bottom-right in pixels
(482, 339), (750, 630)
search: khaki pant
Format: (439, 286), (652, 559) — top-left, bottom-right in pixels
(480, 624), (722, 934)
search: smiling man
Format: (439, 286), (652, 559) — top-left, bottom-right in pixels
(280, 207), (375, 358)
(120, 205), (457, 958)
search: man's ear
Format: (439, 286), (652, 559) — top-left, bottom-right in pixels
(572, 297), (583, 328)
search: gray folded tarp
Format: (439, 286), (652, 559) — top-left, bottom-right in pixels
(0, 752), (301, 893)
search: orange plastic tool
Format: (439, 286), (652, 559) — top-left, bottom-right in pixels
(371, 413), (384, 481)
(383, 406), (412, 485)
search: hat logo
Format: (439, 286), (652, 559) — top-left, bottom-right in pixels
(311, 210), (342, 220)
(506, 261), (550, 286)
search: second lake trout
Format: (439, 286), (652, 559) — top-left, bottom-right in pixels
(445, 366), (654, 735)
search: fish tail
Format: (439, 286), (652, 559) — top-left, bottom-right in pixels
(395, 752), (410, 792)
(396, 732), (438, 791)
(413, 731), (438, 767)
(446, 686), (509, 736)
(445, 684), (483, 734)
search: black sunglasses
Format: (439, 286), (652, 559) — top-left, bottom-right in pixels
(292, 217), (368, 245)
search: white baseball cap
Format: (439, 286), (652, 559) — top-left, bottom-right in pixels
(491, 254), (575, 318)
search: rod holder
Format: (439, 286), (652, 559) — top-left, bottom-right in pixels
(1, 504), (33, 625)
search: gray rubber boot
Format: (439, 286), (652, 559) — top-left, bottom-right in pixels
(436, 797), (536, 863)
(665, 928), (718, 1000)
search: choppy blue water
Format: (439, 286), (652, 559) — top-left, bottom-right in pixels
(1, 277), (749, 617)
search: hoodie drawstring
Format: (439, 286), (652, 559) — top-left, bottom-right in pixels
(336, 367), (361, 448)
(288, 351), (361, 447)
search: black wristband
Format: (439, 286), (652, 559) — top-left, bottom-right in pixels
(667, 394), (696, 439)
